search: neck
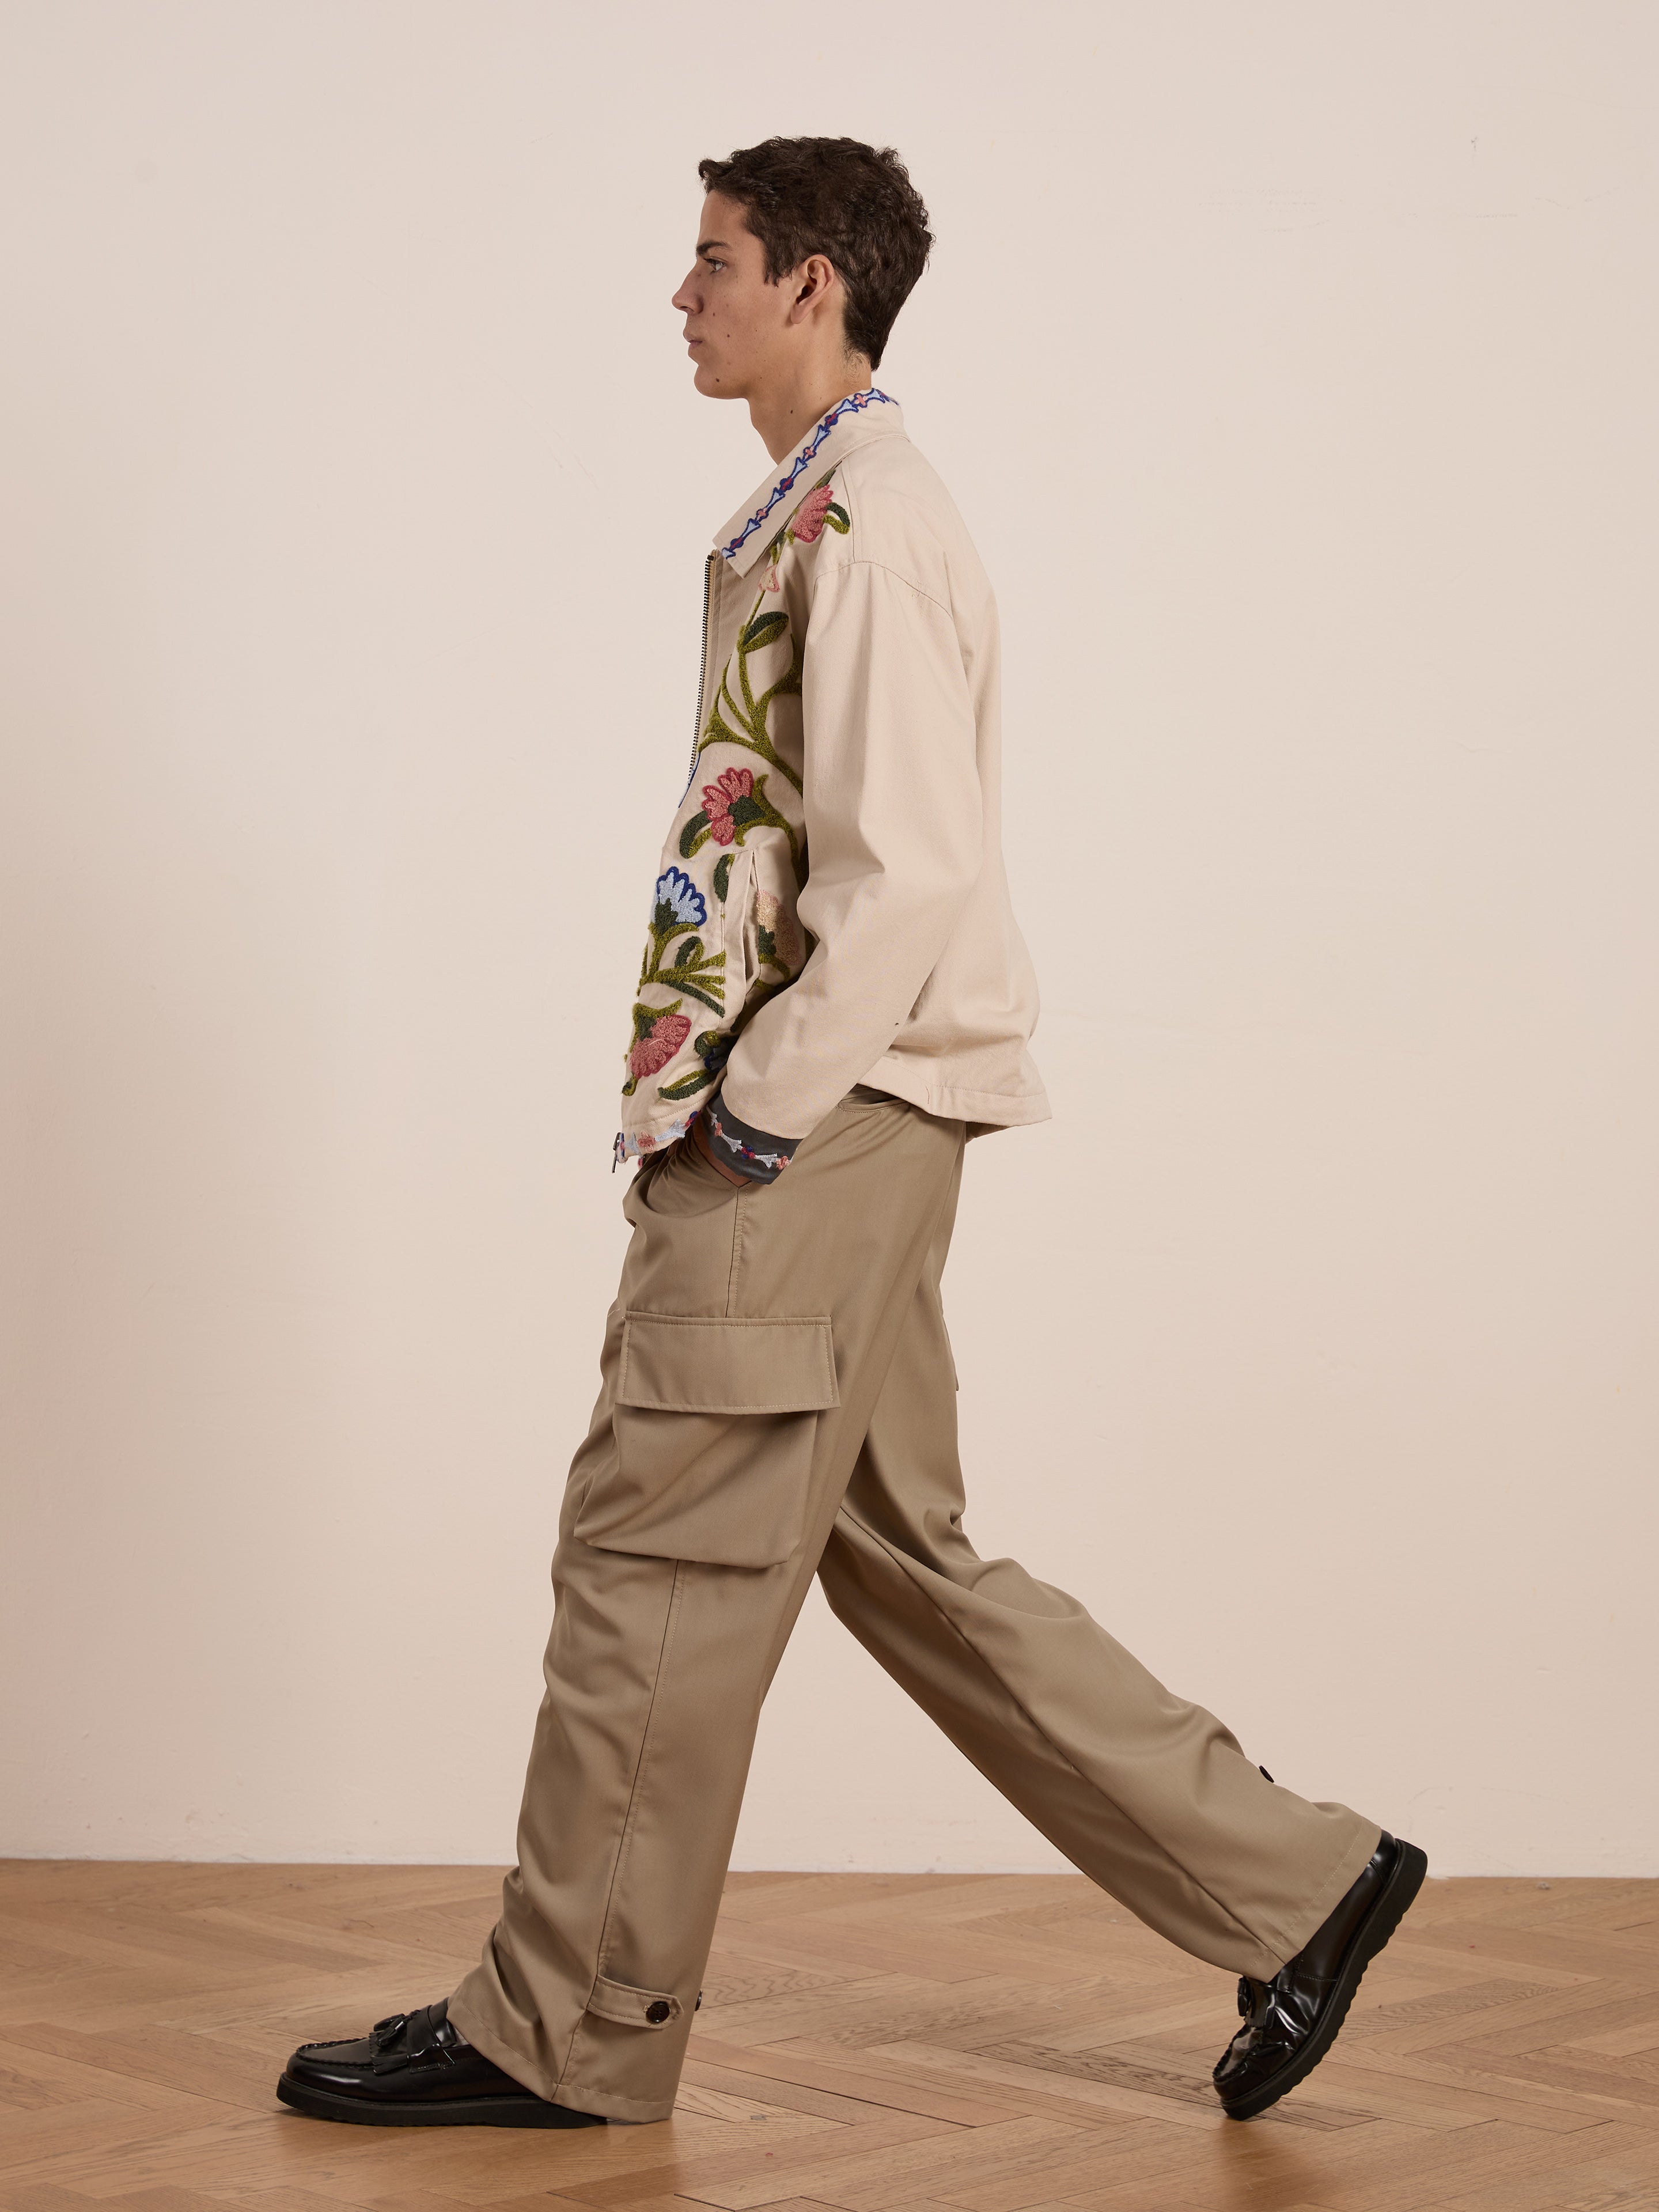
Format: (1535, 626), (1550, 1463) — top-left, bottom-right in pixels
(749, 362), (875, 463)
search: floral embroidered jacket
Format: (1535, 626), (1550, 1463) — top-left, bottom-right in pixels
(616, 388), (1050, 1169)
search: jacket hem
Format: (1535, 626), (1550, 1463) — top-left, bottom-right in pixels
(855, 1063), (1052, 1128)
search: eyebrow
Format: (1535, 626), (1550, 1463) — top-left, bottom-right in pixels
(696, 239), (730, 255)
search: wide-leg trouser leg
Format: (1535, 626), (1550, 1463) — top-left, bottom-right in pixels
(449, 1092), (1381, 2122)
(448, 1093), (970, 2120)
(816, 1196), (1381, 1980)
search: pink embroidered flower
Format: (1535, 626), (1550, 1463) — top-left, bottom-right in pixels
(789, 483), (836, 544)
(701, 764), (753, 846)
(627, 1011), (691, 1081)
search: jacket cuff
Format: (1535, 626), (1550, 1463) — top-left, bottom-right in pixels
(703, 1097), (799, 1185)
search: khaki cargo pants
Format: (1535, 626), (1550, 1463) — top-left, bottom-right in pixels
(448, 1090), (1380, 2122)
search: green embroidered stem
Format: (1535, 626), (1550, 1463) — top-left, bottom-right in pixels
(638, 922), (726, 1016)
(697, 588), (805, 793)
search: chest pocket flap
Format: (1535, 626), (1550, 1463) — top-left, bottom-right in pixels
(573, 1313), (838, 1569)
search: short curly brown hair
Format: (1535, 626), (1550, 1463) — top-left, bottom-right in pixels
(696, 137), (933, 372)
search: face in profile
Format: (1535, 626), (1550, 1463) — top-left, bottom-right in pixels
(671, 191), (786, 400)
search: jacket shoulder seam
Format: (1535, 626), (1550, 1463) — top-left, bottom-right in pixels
(816, 555), (952, 620)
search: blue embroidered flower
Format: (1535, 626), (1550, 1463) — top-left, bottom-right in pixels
(651, 866), (706, 931)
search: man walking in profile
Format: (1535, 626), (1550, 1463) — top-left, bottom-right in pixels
(279, 134), (1425, 2134)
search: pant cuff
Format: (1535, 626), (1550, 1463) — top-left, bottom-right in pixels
(447, 1988), (676, 2124)
(1257, 1817), (1385, 1971)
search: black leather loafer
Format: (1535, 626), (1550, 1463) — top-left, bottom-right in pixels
(276, 1998), (605, 2127)
(1214, 1831), (1427, 2120)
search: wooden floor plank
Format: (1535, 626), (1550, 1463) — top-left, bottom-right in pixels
(2, 1868), (1658, 2212)
(684, 2037), (1027, 2128)
(762, 2041), (1142, 2135)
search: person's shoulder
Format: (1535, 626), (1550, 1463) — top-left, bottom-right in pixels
(823, 433), (981, 608)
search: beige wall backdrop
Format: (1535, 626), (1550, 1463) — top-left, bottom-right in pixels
(3, 1), (1655, 1877)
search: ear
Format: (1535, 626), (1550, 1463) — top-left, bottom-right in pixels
(786, 252), (839, 329)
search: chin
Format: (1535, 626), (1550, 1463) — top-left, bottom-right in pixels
(692, 359), (744, 400)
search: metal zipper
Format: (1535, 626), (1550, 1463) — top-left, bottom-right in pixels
(679, 551), (716, 801)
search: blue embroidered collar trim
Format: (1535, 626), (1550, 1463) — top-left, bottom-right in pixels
(717, 388), (896, 561)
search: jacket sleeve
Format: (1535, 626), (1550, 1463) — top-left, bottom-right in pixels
(711, 558), (983, 1164)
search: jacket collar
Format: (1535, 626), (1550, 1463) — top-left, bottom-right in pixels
(714, 388), (904, 577)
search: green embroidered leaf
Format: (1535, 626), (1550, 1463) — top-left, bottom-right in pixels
(729, 795), (764, 827)
(620, 1075), (639, 1097)
(665, 946), (724, 978)
(756, 925), (776, 964)
(657, 1067), (715, 1100)
(630, 1003), (659, 1043)
(674, 977), (725, 1015)
(742, 612), (789, 652)
(678, 810), (710, 858)
(712, 853), (732, 902)
(671, 937), (703, 969)
(825, 504), (850, 533)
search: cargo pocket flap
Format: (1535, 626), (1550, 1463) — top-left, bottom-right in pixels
(585, 1973), (683, 2030)
(618, 1313), (838, 1414)
(576, 1312), (835, 1567)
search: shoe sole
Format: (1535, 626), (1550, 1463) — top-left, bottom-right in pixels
(276, 2073), (606, 2128)
(1219, 1837), (1429, 2122)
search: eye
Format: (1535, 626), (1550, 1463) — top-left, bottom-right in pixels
(703, 257), (725, 274)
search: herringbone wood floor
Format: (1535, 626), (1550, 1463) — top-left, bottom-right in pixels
(2, 1865), (1657, 2212)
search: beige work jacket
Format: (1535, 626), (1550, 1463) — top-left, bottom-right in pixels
(615, 389), (1050, 1166)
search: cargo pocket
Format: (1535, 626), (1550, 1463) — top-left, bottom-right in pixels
(572, 1312), (839, 1568)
